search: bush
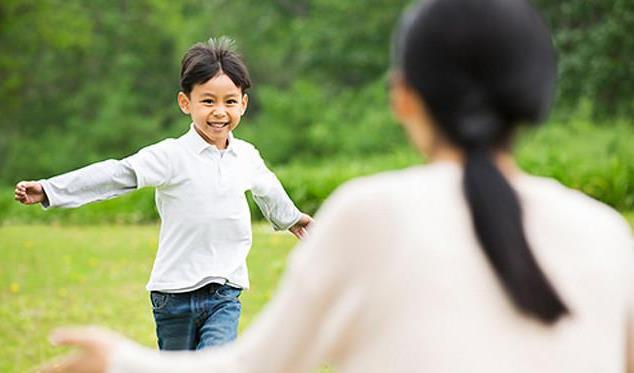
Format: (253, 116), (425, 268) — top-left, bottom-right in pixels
(2, 116), (633, 225)
(516, 117), (634, 211)
(238, 77), (407, 164)
(1, 150), (421, 225)
(249, 150), (422, 218)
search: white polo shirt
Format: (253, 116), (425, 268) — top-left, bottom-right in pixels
(40, 125), (302, 292)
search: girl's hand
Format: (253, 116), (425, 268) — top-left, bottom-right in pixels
(14, 181), (46, 205)
(38, 326), (122, 373)
(289, 213), (314, 240)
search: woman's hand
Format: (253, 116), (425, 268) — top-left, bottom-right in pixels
(38, 327), (123, 373)
(14, 181), (46, 205)
(289, 213), (314, 240)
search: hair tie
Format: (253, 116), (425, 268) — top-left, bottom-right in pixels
(456, 110), (503, 149)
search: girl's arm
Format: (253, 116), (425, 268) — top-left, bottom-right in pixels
(15, 159), (138, 209)
(249, 147), (312, 237)
(14, 139), (175, 209)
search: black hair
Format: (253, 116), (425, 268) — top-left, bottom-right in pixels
(394, 0), (568, 323)
(180, 36), (252, 95)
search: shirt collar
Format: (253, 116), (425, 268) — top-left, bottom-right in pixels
(183, 123), (239, 156)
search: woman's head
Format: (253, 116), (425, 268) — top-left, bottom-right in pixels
(391, 0), (568, 323)
(392, 0), (556, 154)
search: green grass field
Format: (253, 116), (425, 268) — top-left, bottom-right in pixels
(2, 214), (633, 372)
(0, 223), (297, 372)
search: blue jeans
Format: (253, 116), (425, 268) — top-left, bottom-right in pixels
(150, 283), (242, 350)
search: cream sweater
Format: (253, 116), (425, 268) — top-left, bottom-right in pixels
(110, 162), (634, 373)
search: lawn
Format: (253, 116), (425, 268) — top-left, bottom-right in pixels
(0, 223), (296, 372)
(1, 214), (633, 372)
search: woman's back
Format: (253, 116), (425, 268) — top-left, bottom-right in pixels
(324, 162), (633, 372)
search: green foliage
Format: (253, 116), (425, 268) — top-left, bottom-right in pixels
(248, 149), (422, 218)
(239, 77), (407, 164)
(1, 0), (633, 212)
(534, 0), (634, 116)
(0, 0), (415, 185)
(0, 0), (185, 183)
(2, 116), (633, 224)
(624, 211), (634, 227)
(0, 150), (422, 225)
(516, 107), (634, 211)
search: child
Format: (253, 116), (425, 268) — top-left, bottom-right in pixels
(14, 36), (313, 351)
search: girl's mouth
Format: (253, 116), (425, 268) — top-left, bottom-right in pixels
(208, 121), (229, 129)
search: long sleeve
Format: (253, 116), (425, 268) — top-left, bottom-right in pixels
(40, 159), (138, 208)
(108, 184), (368, 373)
(252, 186), (302, 231)
(40, 139), (174, 208)
(250, 149), (301, 231)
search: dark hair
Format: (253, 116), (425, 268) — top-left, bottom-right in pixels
(180, 36), (252, 95)
(394, 0), (568, 323)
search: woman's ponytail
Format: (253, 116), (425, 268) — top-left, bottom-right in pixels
(462, 136), (568, 323)
(395, 0), (566, 323)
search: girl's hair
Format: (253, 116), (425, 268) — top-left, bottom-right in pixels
(180, 36), (252, 95)
(394, 0), (568, 323)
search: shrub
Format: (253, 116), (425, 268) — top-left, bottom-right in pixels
(2, 117), (633, 225)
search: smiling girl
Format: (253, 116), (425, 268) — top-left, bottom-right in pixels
(15, 37), (313, 351)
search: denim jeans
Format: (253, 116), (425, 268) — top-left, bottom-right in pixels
(150, 283), (242, 350)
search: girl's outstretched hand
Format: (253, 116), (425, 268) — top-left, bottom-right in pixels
(38, 326), (122, 373)
(14, 181), (46, 205)
(289, 213), (314, 240)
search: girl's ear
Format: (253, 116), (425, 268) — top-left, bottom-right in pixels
(241, 94), (249, 115)
(177, 92), (191, 114)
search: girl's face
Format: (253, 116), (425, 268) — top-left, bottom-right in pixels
(177, 73), (248, 149)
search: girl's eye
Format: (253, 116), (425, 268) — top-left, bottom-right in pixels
(227, 100), (238, 104)
(202, 99), (214, 104)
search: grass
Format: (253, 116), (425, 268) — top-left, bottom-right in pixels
(0, 223), (297, 372)
(1, 213), (632, 372)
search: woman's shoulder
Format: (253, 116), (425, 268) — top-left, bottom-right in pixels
(345, 161), (458, 190)
(518, 173), (632, 245)
(325, 162), (460, 215)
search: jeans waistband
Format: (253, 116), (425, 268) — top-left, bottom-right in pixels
(151, 281), (227, 296)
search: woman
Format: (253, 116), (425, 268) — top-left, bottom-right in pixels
(43, 0), (633, 372)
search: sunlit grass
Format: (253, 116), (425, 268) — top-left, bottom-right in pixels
(0, 223), (296, 372)
(1, 215), (632, 372)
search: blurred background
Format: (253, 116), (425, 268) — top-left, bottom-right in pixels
(0, 0), (633, 222)
(0, 0), (633, 371)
